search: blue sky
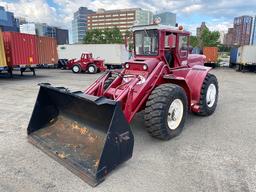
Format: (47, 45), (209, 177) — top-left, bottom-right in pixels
(0, 0), (255, 36)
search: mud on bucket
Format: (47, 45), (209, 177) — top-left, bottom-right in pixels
(27, 84), (134, 186)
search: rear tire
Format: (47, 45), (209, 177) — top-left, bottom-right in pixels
(144, 84), (188, 140)
(72, 65), (81, 73)
(88, 64), (97, 74)
(195, 73), (218, 116)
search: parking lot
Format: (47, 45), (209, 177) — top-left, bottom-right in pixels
(0, 68), (256, 192)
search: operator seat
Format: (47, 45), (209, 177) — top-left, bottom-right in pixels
(165, 49), (174, 67)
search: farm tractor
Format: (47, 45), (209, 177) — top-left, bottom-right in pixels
(67, 52), (106, 73)
(27, 25), (218, 186)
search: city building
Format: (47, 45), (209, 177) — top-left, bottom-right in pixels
(72, 7), (95, 43)
(87, 8), (153, 36)
(153, 12), (176, 26)
(233, 15), (253, 46)
(56, 28), (69, 45)
(250, 16), (256, 45)
(219, 31), (225, 44)
(224, 28), (234, 47)
(17, 17), (27, 25)
(20, 23), (36, 35)
(0, 6), (19, 32)
(196, 22), (208, 37)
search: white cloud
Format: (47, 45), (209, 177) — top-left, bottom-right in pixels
(181, 4), (203, 13)
(0, 0), (62, 26)
(0, 0), (255, 38)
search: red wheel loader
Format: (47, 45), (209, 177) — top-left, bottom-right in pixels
(27, 25), (218, 186)
(67, 52), (106, 74)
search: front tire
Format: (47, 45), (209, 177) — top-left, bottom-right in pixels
(144, 84), (188, 140)
(195, 73), (218, 116)
(72, 64), (81, 73)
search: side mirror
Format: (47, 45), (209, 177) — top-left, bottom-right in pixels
(168, 34), (176, 48)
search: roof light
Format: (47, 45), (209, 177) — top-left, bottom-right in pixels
(178, 26), (184, 31)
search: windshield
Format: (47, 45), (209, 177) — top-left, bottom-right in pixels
(134, 29), (158, 56)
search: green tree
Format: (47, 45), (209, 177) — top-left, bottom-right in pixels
(190, 36), (199, 47)
(199, 28), (220, 48)
(83, 27), (124, 44)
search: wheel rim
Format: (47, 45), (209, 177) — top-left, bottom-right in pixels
(206, 83), (217, 107)
(167, 99), (184, 130)
(88, 66), (95, 73)
(73, 66), (79, 73)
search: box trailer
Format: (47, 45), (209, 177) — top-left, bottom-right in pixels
(236, 45), (256, 72)
(57, 44), (129, 68)
(0, 30), (8, 72)
(3, 32), (38, 76)
(37, 36), (58, 67)
(229, 47), (238, 68)
(203, 47), (218, 67)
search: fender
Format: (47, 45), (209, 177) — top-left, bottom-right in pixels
(185, 65), (211, 112)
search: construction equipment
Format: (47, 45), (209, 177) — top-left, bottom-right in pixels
(27, 24), (219, 186)
(67, 52), (106, 74)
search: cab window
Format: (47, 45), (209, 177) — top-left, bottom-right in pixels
(179, 35), (188, 58)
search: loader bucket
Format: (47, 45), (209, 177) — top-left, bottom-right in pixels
(27, 84), (134, 186)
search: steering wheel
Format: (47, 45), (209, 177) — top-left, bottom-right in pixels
(144, 50), (151, 55)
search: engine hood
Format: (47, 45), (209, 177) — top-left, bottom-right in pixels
(126, 57), (161, 72)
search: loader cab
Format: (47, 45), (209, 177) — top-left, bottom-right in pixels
(164, 30), (189, 68)
(133, 25), (190, 68)
(81, 53), (92, 60)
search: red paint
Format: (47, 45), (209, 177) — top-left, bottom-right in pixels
(37, 36), (58, 64)
(3, 32), (38, 67)
(85, 27), (211, 123)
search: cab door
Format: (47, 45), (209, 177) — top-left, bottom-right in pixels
(178, 35), (189, 66)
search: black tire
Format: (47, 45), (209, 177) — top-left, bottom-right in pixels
(72, 64), (81, 73)
(103, 73), (119, 90)
(144, 84), (188, 140)
(195, 73), (218, 116)
(88, 64), (97, 74)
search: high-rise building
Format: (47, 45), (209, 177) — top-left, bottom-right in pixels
(87, 8), (153, 36)
(196, 22), (208, 37)
(219, 31), (225, 44)
(56, 28), (69, 45)
(72, 7), (95, 43)
(250, 16), (256, 45)
(153, 12), (176, 26)
(0, 6), (19, 32)
(224, 28), (234, 47)
(233, 16), (253, 46)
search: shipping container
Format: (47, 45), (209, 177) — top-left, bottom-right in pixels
(203, 47), (218, 63)
(229, 47), (238, 68)
(237, 45), (256, 65)
(57, 44), (128, 68)
(3, 32), (38, 67)
(37, 36), (58, 65)
(0, 30), (7, 70)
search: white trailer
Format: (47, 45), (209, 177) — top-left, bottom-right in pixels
(57, 44), (129, 68)
(237, 45), (256, 72)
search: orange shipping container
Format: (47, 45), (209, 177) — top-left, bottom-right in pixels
(203, 47), (218, 63)
(37, 36), (58, 64)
